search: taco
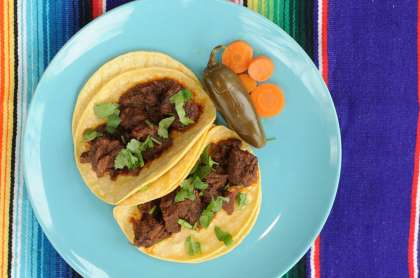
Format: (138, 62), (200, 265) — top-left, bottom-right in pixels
(74, 67), (216, 204)
(113, 126), (261, 263)
(72, 51), (200, 134)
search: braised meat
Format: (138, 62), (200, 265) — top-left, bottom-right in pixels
(227, 148), (258, 186)
(133, 213), (170, 248)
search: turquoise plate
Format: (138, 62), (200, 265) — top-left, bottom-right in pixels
(23, 0), (341, 277)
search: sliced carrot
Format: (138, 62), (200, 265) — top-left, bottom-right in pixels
(248, 56), (275, 82)
(238, 73), (257, 93)
(222, 40), (254, 73)
(250, 84), (285, 117)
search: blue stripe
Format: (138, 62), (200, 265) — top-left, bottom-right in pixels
(319, 0), (418, 276)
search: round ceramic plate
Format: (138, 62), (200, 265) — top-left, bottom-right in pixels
(23, 0), (341, 277)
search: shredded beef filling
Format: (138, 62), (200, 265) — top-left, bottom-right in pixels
(79, 79), (202, 179)
(132, 139), (258, 247)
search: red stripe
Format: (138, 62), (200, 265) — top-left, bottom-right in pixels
(408, 1), (420, 277)
(313, 236), (321, 278)
(92, 0), (103, 19)
(313, 1), (329, 277)
(321, 0), (329, 84)
(408, 117), (420, 278)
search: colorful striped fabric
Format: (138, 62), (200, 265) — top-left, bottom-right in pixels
(308, 0), (420, 277)
(0, 0), (311, 277)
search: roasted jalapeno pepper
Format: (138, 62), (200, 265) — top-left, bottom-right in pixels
(203, 45), (266, 148)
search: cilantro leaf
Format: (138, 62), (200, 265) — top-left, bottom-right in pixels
(199, 196), (229, 228)
(192, 176), (208, 191)
(114, 149), (142, 170)
(158, 116), (175, 139)
(94, 103), (119, 118)
(107, 113), (121, 129)
(126, 139), (142, 156)
(185, 236), (201, 256)
(83, 129), (102, 141)
(214, 226), (233, 246)
(178, 219), (193, 229)
(200, 146), (218, 168)
(236, 192), (248, 208)
(175, 179), (195, 202)
(195, 164), (212, 179)
(151, 136), (162, 145)
(142, 136), (154, 150)
(170, 89), (194, 126)
(127, 137), (154, 157)
(199, 209), (214, 228)
(207, 196), (229, 213)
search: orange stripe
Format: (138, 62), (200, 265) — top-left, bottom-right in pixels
(0, 0), (13, 276)
(0, 0), (7, 275)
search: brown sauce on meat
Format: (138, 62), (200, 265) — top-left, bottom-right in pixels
(79, 79), (202, 179)
(132, 139), (258, 248)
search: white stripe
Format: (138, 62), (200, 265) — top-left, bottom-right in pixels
(414, 155), (419, 278)
(102, 0), (107, 13)
(10, 0), (25, 276)
(317, 0), (323, 75)
(310, 244), (316, 278)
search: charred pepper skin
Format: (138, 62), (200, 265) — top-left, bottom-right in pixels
(203, 46), (266, 148)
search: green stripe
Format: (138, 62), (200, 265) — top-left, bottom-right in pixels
(245, 1), (313, 277)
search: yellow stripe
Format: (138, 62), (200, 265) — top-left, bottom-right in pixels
(0, 0), (14, 276)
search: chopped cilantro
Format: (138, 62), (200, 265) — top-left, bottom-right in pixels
(151, 136), (162, 145)
(192, 176), (208, 191)
(106, 113), (121, 129)
(126, 137), (154, 157)
(114, 149), (143, 170)
(94, 103), (119, 118)
(94, 103), (121, 132)
(148, 205), (157, 215)
(185, 236), (201, 256)
(199, 209), (214, 228)
(158, 116), (175, 139)
(175, 178), (195, 202)
(195, 164), (212, 179)
(200, 146), (218, 168)
(192, 146), (217, 179)
(207, 196), (229, 213)
(114, 136), (156, 170)
(126, 139), (143, 156)
(236, 192), (248, 208)
(170, 89), (194, 126)
(199, 196), (229, 228)
(177, 219), (193, 229)
(142, 136), (154, 150)
(83, 129), (102, 141)
(214, 226), (233, 246)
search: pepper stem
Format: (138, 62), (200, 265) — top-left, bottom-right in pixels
(207, 45), (225, 68)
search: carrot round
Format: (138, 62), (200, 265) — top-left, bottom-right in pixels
(248, 56), (275, 82)
(222, 40), (254, 73)
(238, 73), (257, 93)
(250, 84), (285, 117)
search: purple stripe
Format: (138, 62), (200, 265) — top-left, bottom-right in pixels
(105, 0), (132, 11)
(318, 0), (418, 276)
